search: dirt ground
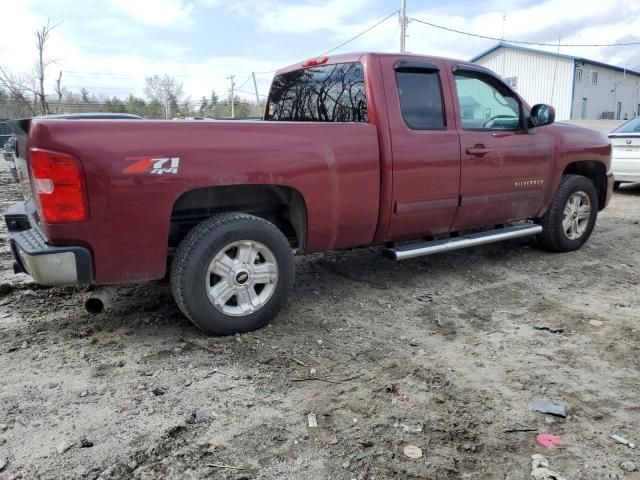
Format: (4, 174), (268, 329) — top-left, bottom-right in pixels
(0, 160), (638, 480)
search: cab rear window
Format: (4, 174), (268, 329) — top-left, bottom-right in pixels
(266, 62), (368, 122)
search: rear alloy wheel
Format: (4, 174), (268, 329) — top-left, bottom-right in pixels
(538, 174), (598, 252)
(171, 213), (295, 335)
(206, 240), (279, 317)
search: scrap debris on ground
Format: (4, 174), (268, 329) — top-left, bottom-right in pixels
(528, 399), (568, 418)
(0, 159), (638, 479)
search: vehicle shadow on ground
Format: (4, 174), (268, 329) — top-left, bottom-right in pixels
(615, 183), (640, 195)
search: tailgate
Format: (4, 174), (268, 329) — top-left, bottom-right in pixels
(7, 119), (34, 202)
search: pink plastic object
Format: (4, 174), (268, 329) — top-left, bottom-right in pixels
(536, 433), (564, 448)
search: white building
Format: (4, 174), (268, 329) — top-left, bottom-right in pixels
(471, 42), (640, 121)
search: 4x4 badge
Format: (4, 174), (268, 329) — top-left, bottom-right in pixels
(124, 156), (180, 175)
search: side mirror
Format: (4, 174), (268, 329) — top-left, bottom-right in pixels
(529, 104), (555, 128)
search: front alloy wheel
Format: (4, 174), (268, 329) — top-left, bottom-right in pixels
(538, 174), (598, 252)
(562, 191), (591, 240)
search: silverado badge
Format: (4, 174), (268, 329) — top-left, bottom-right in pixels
(514, 179), (544, 188)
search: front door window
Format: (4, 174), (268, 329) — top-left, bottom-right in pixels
(453, 73), (521, 130)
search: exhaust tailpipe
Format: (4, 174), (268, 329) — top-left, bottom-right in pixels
(85, 287), (117, 314)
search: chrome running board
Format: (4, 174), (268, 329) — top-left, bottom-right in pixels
(383, 224), (543, 261)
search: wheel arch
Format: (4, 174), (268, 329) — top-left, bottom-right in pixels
(168, 184), (308, 252)
(562, 160), (608, 210)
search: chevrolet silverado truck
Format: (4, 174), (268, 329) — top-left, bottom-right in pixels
(4, 53), (613, 334)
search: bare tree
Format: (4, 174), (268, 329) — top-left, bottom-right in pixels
(36, 22), (53, 114)
(0, 68), (37, 115)
(54, 71), (63, 114)
(0, 19), (61, 117)
(144, 75), (184, 119)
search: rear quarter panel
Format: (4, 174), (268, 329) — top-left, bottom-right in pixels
(29, 119), (380, 284)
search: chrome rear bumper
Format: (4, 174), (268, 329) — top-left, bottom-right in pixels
(5, 202), (92, 286)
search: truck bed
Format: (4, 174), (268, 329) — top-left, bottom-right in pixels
(19, 118), (381, 283)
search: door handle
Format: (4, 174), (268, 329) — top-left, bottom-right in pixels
(466, 146), (491, 156)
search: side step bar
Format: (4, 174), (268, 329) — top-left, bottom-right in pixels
(383, 224), (543, 261)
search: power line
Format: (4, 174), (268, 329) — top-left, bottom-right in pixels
(235, 73), (253, 91)
(409, 17), (640, 47)
(64, 70), (194, 78)
(64, 70), (277, 81)
(10, 12), (400, 103)
(236, 89), (267, 98)
(5, 11), (399, 108)
(320, 9), (400, 56)
(0, 100), (263, 107)
(64, 84), (141, 90)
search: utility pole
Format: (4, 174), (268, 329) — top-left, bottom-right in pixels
(162, 84), (171, 119)
(251, 72), (261, 109)
(400, 0), (407, 53)
(227, 74), (235, 118)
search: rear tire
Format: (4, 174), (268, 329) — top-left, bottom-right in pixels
(537, 175), (598, 252)
(614, 181), (622, 190)
(171, 213), (295, 335)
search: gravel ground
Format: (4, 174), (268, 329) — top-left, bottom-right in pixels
(0, 159), (638, 480)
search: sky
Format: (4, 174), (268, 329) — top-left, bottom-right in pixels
(1, 0), (639, 103)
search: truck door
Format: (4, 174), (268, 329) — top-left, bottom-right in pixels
(449, 65), (551, 230)
(380, 57), (461, 241)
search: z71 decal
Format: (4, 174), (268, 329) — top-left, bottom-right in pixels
(124, 156), (181, 175)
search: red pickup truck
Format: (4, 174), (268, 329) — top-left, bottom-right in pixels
(5, 52), (613, 334)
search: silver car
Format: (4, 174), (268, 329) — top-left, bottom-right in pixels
(609, 117), (640, 188)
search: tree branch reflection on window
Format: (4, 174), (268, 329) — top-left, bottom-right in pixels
(266, 62), (368, 123)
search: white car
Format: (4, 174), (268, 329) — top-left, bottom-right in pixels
(609, 117), (640, 188)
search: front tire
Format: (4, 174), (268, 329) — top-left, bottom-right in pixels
(537, 175), (598, 252)
(171, 213), (295, 335)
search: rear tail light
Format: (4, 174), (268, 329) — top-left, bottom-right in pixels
(30, 148), (88, 223)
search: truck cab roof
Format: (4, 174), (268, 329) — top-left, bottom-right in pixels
(276, 51), (478, 75)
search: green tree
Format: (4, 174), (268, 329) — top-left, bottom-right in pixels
(198, 96), (208, 115)
(125, 94), (147, 117)
(144, 99), (164, 119)
(233, 95), (251, 119)
(210, 90), (219, 106)
(103, 97), (126, 113)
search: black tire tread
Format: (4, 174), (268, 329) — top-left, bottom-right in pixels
(538, 174), (597, 252)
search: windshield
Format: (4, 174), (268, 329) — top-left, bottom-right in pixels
(613, 116), (640, 134)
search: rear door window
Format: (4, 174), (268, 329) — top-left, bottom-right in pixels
(396, 71), (445, 129)
(266, 62), (367, 122)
